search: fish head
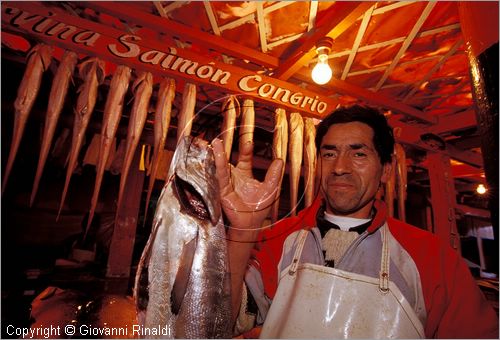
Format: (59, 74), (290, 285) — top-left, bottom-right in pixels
(169, 136), (221, 225)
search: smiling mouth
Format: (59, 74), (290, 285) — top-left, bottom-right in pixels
(328, 183), (353, 188)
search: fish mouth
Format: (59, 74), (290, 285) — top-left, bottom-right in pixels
(173, 174), (211, 221)
(169, 136), (221, 224)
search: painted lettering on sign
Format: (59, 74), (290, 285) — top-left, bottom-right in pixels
(2, 4), (333, 117)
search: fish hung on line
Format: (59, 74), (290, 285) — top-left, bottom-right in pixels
(134, 135), (232, 339)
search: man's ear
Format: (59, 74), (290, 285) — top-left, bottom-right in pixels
(380, 155), (394, 184)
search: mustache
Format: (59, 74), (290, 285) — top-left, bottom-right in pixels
(326, 175), (354, 185)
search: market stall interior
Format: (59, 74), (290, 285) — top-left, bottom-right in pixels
(1, 0), (498, 336)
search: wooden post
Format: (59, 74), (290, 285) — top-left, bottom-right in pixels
(106, 146), (145, 278)
(427, 152), (461, 253)
(458, 2), (499, 273)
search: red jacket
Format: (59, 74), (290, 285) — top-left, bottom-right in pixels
(252, 197), (498, 338)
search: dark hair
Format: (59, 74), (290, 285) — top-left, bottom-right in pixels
(315, 105), (394, 164)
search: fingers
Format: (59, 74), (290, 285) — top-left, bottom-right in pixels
(236, 141), (253, 175)
(212, 138), (232, 196)
(263, 158), (284, 191)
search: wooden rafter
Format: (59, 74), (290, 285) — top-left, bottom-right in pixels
(350, 55), (441, 78)
(202, 1), (232, 64)
(341, 5), (375, 80)
(155, 2), (192, 18)
(267, 33), (302, 50)
(374, 2), (436, 90)
(389, 118), (483, 167)
(273, 2), (373, 80)
(370, 1), (418, 16)
(307, 1), (318, 32)
(256, 2), (268, 53)
(425, 78), (468, 111)
(403, 38), (464, 102)
(297, 69), (439, 124)
(430, 110), (477, 135)
(83, 2), (280, 69)
(203, 1), (221, 36)
(313, 23), (460, 65)
(218, 2), (293, 33)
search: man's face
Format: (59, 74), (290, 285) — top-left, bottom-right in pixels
(317, 122), (391, 218)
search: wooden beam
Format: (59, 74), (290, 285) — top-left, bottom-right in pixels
(456, 204), (491, 219)
(307, 1), (319, 32)
(256, 3), (268, 53)
(428, 153), (461, 252)
(403, 38), (464, 102)
(429, 110), (477, 135)
(312, 73), (438, 124)
(389, 118), (483, 167)
(328, 23), (461, 60)
(449, 135), (482, 150)
(273, 2), (373, 80)
(374, 2), (436, 90)
(106, 146), (145, 278)
(2, 2), (336, 117)
(203, 1), (221, 36)
(451, 163), (485, 179)
(84, 2), (280, 69)
(341, 5), (375, 80)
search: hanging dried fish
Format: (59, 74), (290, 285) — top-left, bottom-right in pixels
(270, 108), (288, 223)
(143, 78), (175, 226)
(289, 112), (304, 217)
(220, 95), (238, 161)
(395, 143), (407, 222)
(87, 65), (131, 234)
(239, 99), (255, 149)
(385, 160), (396, 218)
(116, 71), (153, 211)
(303, 118), (317, 208)
(2, 44), (52, 195)
(30, 50), (78, 206)
(176, 83), (196, 145)
(57, 58), (106, 220)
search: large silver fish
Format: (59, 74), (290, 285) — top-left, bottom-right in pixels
(134, 136), (232, 339)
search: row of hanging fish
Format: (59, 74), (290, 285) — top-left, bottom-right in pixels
(2, 44), (199, 233)
(384, 143), (408, 221)
(4, 44), (330, 231)
(269, 109), (318, 223)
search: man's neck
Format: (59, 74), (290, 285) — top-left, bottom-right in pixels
(323, 212), (371, 231)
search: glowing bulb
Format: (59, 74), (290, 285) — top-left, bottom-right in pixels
(311, 54), (332, 85)
(476, 184), (487, 194)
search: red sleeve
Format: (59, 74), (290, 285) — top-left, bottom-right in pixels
(389, 218), (498, 338)
(429, 245), (498, 339)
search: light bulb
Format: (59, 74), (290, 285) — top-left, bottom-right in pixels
(476, 184), (487, 194)
(311, 54), (332, 85)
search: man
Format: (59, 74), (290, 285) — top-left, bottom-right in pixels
(212, 105), (498, 338)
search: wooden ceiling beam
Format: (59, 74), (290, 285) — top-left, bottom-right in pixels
(456, 204), (490, 219)
(374, 2), (436, 90)
(341, 5), (375, 80)
(273, 2), (373, 80)
(430, 110), (477, 135)
(293, 71), (438, 124)
(403, 38), (464, 102)
(389, 118), (483, 167)
(307, 1), (319, 32)
(83, 2), (280, 69)
(256, 2), (268, 53)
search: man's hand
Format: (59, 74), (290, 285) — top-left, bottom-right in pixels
(212, 138), (283, 235)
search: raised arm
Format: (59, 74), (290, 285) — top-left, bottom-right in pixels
(212, 138), (283, 324)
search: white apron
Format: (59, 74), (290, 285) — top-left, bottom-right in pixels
(259, 225), (425, 339)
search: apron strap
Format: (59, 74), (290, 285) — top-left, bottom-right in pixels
(379, 224), (390, 293)
(289, 229), (309, 275)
